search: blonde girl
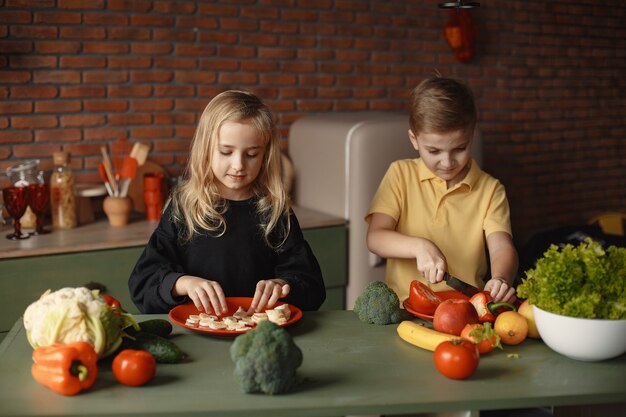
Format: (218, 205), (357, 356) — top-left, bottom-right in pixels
(129, 90), (326, 314)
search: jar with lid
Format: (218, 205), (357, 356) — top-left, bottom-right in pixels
(50, 151), (77, 229)
(6, 159), (40, 229)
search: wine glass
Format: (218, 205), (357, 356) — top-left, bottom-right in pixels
(2, 186), (30, 240)
(27, 183), (50, 235)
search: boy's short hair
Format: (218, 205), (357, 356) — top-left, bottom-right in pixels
(409, 76), (476, 137)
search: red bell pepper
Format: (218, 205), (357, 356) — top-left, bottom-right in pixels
(470, 291), (516, 323)
(409, 280), (443, 315)
(101, 294), (123, 315)
(31, 342), (98, 396)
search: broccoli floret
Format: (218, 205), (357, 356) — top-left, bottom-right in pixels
(230, 320), (303, 395)
(353, 280), (403, 325)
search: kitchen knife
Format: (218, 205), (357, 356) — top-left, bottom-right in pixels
(443, 273), (480, 297)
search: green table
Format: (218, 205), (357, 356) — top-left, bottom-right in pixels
(1, 311), (624, 417)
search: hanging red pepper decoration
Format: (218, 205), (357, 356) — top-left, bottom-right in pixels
(443, 9), (477, 63)
(31, 342), (98, 396)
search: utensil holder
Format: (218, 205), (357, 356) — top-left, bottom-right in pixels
(103, 196), (133, 227)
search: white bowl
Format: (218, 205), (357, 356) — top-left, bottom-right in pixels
(533, 305), (626, 361)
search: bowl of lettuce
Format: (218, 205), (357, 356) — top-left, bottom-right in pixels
(517, 238), (626, 361)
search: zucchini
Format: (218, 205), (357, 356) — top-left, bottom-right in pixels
(130, 332), (186, 364)
(132, 319), (173, 338)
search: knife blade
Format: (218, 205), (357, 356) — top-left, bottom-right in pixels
(443, 273), (480, 297)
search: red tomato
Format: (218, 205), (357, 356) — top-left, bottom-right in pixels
(433, 339), (480, 380)
(433, 299), (479, 336)
(409, 280), (442, 315)
(112, 349), (156, 387)
(460, 323), (502, 354)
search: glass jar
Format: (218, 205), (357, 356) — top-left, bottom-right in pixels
(6, 159), (40, 228)
(50, 152), (77, 229)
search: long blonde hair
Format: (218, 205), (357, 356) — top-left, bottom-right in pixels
(170, 90), (290, 247)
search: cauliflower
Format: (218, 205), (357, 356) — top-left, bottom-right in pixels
(353, 280), (404, 325)
(23, 287), (137, 357)
(230, 320), (303, 395)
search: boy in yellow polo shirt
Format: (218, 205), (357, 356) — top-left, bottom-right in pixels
(366, 76), (518, 304)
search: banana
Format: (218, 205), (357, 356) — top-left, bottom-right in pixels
(396, 320), (459, 351)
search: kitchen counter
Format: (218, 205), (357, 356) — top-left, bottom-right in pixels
(1, 311), (625, 417)
(0, 205), (345, 260)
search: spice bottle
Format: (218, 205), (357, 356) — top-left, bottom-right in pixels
(50, 151), (77, 229)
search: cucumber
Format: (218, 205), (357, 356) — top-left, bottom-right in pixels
(136, 319), (173, 338)
(130, 332), (186, 364)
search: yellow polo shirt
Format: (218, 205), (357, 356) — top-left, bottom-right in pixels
(365, 158), (512, 302)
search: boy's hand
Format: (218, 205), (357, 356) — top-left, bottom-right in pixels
(248, 279), (290, 314)
(484, 277), (517, 303)
(173, 275), (228, 315)
(415, 240), (448, 284)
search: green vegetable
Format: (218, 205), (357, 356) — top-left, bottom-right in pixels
(128, 332), (186, 364)
(23, 287), (138, 358)
(517, 238), (626, 319)
(128, 319), (173, 338)
(230, 320), (302, 395)
(353, 280), (404, 325)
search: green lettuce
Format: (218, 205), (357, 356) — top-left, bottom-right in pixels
(517, 238), (626, 319)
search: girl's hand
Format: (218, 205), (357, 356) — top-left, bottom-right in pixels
(248, 279), (290, 314)
(484, 277), (517, 303)
(415, 239), (447, 284)
(173, 275), (228, 315)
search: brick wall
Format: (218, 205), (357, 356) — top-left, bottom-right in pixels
(1, 0), (625, 245)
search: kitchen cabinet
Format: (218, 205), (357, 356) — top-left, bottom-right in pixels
(0, 206), (346, 341)
(1, 311), (624, 417)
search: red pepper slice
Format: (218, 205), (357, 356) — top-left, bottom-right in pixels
(409, 280), (443, 315)
(31, 342), (98, 396)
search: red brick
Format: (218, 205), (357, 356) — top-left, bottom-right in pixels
(12, 115), (57, 129)
(0, 101), (32, 114)
(59, 56), (106, 69)
(155, 1), (196, 14)
(83, 127), (127, 141)
(108, 56), (151, 69)
(297, 100), (333, 112)
(174, 71), (217, 84)
(176, 16), (217, 29)
(259, 74), (296, 85)
(11, 85), (57, 98)
(130, 70), (174, 83)
(35, 128), (81, 142)
(198, 32), (238, 44)
(0, 71), (31, 83)
(107, 85), (152, 97)
(260, 20), (298, 34)
(0, 130), (32, 143)
(35, 41), (81, 54)
(83, 71), (128, 84)
(153, 56), (196, 69)
(198, 59), (238, 71)
(240, 60), (279, 72)
(106, 0), (150, 12)
(60, 114), (104, 127)
(174, 98), (207, 111)
(108, 27), (151, 41)
(197, 3), (237, 17)
(154, 85), (194, 96)
(153, 113), (196, 125)
(130, 14), (173, 27)
(35, 100), (81, 113)
(174, 126), (196, 140)
(83, 13), (128, 25)
(132, 42), (174, 55)
(0, 118), (8, 129)
(60, 26), (105, 39)
(10, 25), (57, 39)
(131, 126), (174, 139)
(60, 86), (105, 98)
(218, 72), (258, 85)
(107, 113), (151, 126)
(58, 0), (104, 9)
(12, 144), (60, 159)
(153, 28), (195, 42)
(131, 99), (173, 112)
(34, 11), (81, 24)
(0, 10), (32, 23)
(83, 42), (129, 54)
(9, 55), (56, 68)
(83, 99), (128, 112)
(0, 40), (33, 54)
(33, 70), (81, 84)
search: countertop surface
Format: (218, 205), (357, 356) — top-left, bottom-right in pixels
(0, 205), (345, 260)
(1, 311), (625, 417)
